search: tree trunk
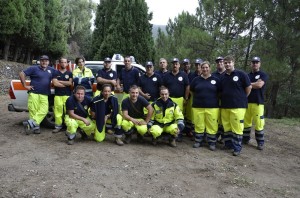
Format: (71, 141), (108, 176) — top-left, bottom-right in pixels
(266, 82), (280, 118)
(25, 50), (32, 65)
(13, 46), (22, 62)
(243, 16), (255, 71)
(3, 38), (11, 61)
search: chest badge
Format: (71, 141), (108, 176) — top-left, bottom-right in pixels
(211, 80), (216, 85)
(233, 76), (239, 81)
(178, 76), (183, 81)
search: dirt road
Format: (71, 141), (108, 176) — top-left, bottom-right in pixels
(0, 95), (299, 198)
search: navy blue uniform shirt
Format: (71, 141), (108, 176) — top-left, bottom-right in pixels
(247, 70), (268, 104)
(190, 75), (221, 108)
(212, 70), (225, 79)
(97, 68), (117, 91)
(220, 70), (251, 108)
(163, 71), (189, 98)
(53, 70), (73, 96)
(138, 73), (162, 101)
(119, 67), (140, 93)
(189, 71), (201, 83)
(66, 95), (92, 118)
(122, 96), (149, 119)
(155, 70), (168, 78)
(23, 66), (55, 95)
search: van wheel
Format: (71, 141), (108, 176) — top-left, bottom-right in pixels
(41, 106), (55, 128)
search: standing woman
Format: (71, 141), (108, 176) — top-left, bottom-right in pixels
(190, 61), (221, 151)
(90, 84), (123, 145)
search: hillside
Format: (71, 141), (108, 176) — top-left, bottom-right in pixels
(152, 24), (167, 39)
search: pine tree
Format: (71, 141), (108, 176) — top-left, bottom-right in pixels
(0, 0), (25, 60)
(98, 0), (154, 63)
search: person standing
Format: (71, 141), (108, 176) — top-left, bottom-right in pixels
(212, 56), (226, 78)
(73, 57), (94, 98)
(95, 57), (117, 96)
(138, 61), (162, 102)
(162, 58), (189, 141)
(121, 85), (153, 144)
(190, 61), (221, 151)
(19, 55), (55, 134)
(148, 86), (185, 147)
(52, 57), (73, 133)
(90, 84), (123, 145)
(65, 85), (95, 145)
(220, 56), (252, 156)
(212, 56), (226, 142)
(243, 57), (268, 150)
(116, 56), (140, 95)
(155, 58), (169, 78)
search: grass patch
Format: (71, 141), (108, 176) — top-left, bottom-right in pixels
(267, 118), (300, 126)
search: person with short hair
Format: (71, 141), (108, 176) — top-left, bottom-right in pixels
(19, 55), (56, 134)
(220, 56), (252, 156)
(190, 61), (221, 151)
(90, 84), (123, 145)
(148, 86), (185, 147)
(116, 56), (140, 95)
(155, 58), (169, 78)
(52, 57), (73, 133)
(121, 85), (153, 144)
(243, 57), (268, 150)
(73, 57), (94, 98)
(65, 85), (95, 145)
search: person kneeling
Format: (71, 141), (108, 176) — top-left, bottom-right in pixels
(65, 86), (95, 145)
(90, 84), (123, 145)
(148, 86), (185, 147)
(121, 85), (153, 144)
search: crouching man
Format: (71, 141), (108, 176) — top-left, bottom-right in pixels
(148, 86), (185, 147)
(65, 85), (95, 145)
(90, 84), (123, 145)
(121, 85), (153, 143)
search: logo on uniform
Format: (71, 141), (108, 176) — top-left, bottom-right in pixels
(211, 80), (216, 85)
(233, 76), (239, 81)
(152, 77), (157, 81)
(47, 70), (51, 74)
(178, 77), (183, 81)
(65, 75), (69, 79)
(109, 73), (113, 77)
(84, 105), (88, 109)
(255, 75), (260, 79)
(156, 110), (161, 114)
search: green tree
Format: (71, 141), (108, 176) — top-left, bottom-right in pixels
(99, 0), (154, 63)
(0, 0), (25, 60)
(252, 0), (300, 118)
(92, 0), (119, 59)
(17, 0), (45, 64)
(43, 0), (68, 59)
(62, 0), (96, 59)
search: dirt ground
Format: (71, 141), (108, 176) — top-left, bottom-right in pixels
(0, 95), (299, 198)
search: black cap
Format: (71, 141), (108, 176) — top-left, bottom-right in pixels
(40, 55), (49, 60)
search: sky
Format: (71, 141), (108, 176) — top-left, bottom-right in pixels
(92, 0), (199, 25)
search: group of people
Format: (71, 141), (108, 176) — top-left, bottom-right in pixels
(19, 54), (268, 156)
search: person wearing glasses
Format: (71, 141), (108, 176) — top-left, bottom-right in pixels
(243, 57), (268, 150)
(212, 56), (226, 143)
(73, 57), (95, 98)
